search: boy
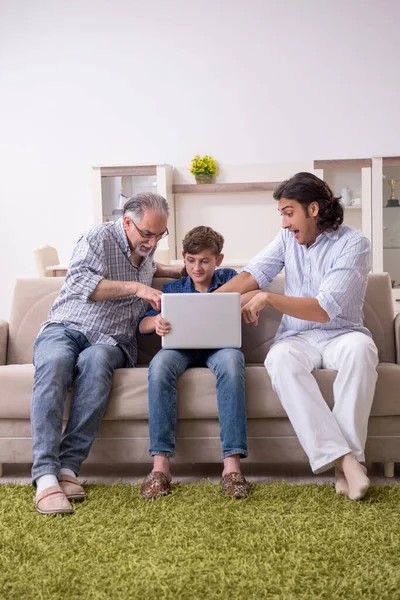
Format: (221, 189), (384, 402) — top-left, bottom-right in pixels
(139, 226), (250, 499)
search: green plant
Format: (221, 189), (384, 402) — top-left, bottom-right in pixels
(190, 154), (218, 176)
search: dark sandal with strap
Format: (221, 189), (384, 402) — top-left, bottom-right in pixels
(140, 471), (171, 499)
(221, 472), (251, 499)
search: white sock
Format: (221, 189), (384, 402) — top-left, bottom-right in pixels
(60, 468), (76, 478)
(36, 474), (58, 496)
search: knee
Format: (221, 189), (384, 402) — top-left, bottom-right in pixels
(265, 344), (289, 371)
(342, 335), (379, 367)
(149, 350), (180, 380)
(76, 346), (115, 373)
(34, 347), (74, 373)
(214, 349), (244, 377)
(265, 344), (304, 376)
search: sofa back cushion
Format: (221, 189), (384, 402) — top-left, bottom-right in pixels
(240, 272), (395, 364)
(6, 272), (395, 365)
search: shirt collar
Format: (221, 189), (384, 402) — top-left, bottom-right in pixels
(115, 218), (131, 256)
(321, 229), (340, 241)
(182, 270), (226, 293)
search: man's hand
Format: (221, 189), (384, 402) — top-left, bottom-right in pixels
(135, 283), (162, 311)
(154, 263), (186, 279)
(154, 314), (171, 336)
(241, 292), (269, 325)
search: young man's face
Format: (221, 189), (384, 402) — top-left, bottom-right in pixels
(278, 197), (320, 247)
(123, 210), (168, 257)
(183, 249), (224, 287)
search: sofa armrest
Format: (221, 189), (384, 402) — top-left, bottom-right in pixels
(0, 320), (9, 365)
(395, 313), (400, 365)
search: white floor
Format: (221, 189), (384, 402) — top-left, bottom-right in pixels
(1, 462), (399, 487)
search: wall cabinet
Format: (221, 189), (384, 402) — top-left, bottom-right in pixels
(92, 164), (176, 262)
(371, 157), (400, 309)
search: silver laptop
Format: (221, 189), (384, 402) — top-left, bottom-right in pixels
(161, 293), (242, 349)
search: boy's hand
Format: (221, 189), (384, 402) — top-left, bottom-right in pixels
(154, 314), (171, 336)
(241, 292), (269, 325)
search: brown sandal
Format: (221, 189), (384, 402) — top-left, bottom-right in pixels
(221, 472), (251, 499)
(140, 471), (171, 499)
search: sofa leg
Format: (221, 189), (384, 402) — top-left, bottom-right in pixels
(384, 461), (395, 478)
(0, 463), (3, 477)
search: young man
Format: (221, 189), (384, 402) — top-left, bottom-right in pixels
(139, 226), (250, 499)
(31, 193), (182, 515)
(216, 172), (379, 501)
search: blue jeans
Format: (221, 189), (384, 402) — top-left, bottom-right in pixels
(31, 324), (127, 484)
(148, 348), (248, 459)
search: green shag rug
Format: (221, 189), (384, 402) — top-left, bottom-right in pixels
(1, 482), (400, 600)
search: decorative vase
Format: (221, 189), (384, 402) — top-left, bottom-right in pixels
(195, 173), (214, 184)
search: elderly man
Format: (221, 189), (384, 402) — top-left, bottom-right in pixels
(32, 192), (179, 514)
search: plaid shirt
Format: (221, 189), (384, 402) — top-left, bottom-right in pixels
(40, 219), (156, 366)
(139, 268), (238, 323)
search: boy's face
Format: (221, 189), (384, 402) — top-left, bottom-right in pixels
(183, 249), (224, 287)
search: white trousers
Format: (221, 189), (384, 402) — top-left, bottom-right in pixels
(265, 331), (379, 473)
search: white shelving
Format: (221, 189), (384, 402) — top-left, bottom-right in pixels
(92, 164), (176, 260)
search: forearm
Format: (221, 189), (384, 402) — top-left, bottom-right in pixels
(138, 316), (157, 334)
(214, 271), (259, 294)
(90, 279), (139, 302)
(154, 263), (182, 278)
(265, 293), (329, 323)
(241, 290), (262, 307)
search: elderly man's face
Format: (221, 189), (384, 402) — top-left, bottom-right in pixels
(123, 210), (168, 257)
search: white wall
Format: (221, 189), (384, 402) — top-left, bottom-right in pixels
(1, 0), (400, 318)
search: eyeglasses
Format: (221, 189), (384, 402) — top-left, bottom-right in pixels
(130, 219), (169, 241)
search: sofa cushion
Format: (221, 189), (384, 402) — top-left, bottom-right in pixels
(1, 363), (399, 420)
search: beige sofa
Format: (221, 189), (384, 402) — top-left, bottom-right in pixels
(0, 274), (399, 478)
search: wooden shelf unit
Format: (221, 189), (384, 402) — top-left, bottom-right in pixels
(313, 159), (372, 170)
(172, 181), (281, 194)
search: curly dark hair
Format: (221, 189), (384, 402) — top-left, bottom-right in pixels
(273, 172), (343, 232)
(182, 226), (224, 256)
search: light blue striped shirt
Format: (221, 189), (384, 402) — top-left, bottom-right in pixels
(243, 225), (372, 342)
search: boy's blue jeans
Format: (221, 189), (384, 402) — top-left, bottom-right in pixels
(148, 348), (248, 459)
(31, 324), (127, 484)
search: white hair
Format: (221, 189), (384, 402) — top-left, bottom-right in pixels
(123, 193), (169, 221)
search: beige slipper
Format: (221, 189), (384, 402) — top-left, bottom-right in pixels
(59, 474), (86, 500)
(35, 484), (73, 515)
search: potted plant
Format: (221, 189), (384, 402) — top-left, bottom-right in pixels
(190, 154), (218, 184)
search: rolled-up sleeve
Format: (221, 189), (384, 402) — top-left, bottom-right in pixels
(316, 236), (371, 321)
(243, 230), (286, 289)
(64, 234), (107, 301)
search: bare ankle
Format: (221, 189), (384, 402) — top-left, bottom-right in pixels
(152, 456), (171, 480)
(222, 454), (241, 477)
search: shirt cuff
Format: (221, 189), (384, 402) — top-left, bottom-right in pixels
(69, 273), (104, 301)
(242, 266), (266, 290)
(316, 291), (341, 321)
